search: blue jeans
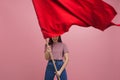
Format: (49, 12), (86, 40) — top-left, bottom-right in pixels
(44, 60), (67, 80)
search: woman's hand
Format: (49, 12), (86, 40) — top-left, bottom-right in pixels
(55, 70), (62, 77)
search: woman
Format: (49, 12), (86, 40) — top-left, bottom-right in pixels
(44, 35), (69, 80)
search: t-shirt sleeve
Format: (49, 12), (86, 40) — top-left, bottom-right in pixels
(63, 43), (69, 54)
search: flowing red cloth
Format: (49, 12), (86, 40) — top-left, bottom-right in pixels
(32, 0), (119, 39)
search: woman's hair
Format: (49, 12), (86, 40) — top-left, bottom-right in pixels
(48, 36), (62, 45)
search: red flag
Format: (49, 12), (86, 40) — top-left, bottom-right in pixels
(32, 0), (119, 39)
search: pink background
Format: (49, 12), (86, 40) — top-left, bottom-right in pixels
(0, 0), (120, 80)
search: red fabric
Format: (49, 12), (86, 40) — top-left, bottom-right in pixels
(32, 0), (119, 39)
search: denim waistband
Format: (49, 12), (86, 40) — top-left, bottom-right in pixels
(49, 59), (63, 62)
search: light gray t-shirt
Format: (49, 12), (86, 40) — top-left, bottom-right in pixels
(44, 42), (69, 60)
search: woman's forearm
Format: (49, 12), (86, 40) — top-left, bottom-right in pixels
(44, 51), (50, 60)
(44, 45), (52, 60)
(60, 53), (69, 73)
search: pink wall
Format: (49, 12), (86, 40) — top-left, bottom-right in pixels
(0, 0), (120, 80)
